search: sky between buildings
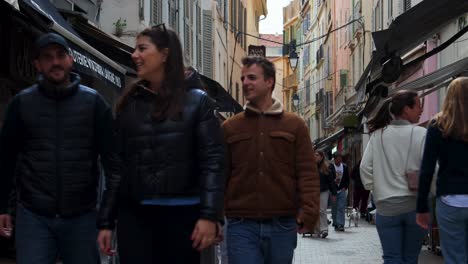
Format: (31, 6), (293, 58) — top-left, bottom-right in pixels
(259, 0), (292, 34)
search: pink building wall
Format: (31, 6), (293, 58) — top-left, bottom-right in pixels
(396, 39), (439, 123)
(334, 0), (351, 96)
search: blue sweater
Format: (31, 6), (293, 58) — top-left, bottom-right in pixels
(417, 123), (468, 213)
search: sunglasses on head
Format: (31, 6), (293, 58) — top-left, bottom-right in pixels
(152, 23), (167, 34)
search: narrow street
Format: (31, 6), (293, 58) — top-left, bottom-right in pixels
(293, 213), (444, 264)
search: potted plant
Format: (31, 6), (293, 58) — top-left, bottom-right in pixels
(113, 18), (127, 37)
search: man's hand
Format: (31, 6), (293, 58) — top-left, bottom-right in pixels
(416, 213), (431, 230)
(191, 219), (217, 252)
(97, 229), (115, 256)
(296, 212), (310, 234)
(213, 222), (224, 244)
(0, 214), (12, 238)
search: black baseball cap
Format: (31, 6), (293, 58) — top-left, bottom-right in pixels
(34, 33), (70, 57)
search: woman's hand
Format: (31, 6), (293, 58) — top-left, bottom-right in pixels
(97, 229), (115, 256)
(416, 213), (431, 229)
(191, 219), (217, 251)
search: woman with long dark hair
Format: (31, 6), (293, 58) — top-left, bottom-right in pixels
(360, 90), (426, 264)
(416, 77), (468, 264)
(314, 151), (336, 238)
(97, 25), (225, 263)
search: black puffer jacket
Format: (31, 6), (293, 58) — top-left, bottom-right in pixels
(0, 74), (116, 229)
(113, 78), (225, 222)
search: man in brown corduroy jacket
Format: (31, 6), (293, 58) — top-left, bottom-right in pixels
(222, 56), (320, 264)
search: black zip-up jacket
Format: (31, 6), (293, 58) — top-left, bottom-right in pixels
(112, 80), (225, 223)
(329, 163), (350, 190)
(0, 74), (117, 229)
(319, 164), (337, 195)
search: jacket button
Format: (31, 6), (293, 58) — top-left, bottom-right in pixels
(259, 171), (264, 175)
(260, 132), (264, 136)
(260, 152), (264, 156)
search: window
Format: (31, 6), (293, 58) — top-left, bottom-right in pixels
(340, 70), (348, 88)
(151, 0), (162, 25)
(139, 0), (144, 20)
(306, 79), (311, 105)
(374, 0), (381, 31)
(203, 10), (213, 78)
(388, 0), (393, 20)
(404, 0), (411, 12)
(168, 0), (177, 29)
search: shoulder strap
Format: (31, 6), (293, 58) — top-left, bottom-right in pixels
(404, 127), (415, 171)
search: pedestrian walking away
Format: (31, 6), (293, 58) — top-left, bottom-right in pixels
(99, 24), (225, 264)
(351, 160), (370, 218)
(360, 90), (427, 264)
(416, 77), (468, 264)
(222, 56), (320, 264)
(0, 32), (116, 264)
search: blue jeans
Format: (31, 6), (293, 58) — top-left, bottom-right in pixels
(331, 190), (347, 226)
(15, 205), (100, 264)
(375, 210), (426, 264)
(226, 217), (297, 264)
(436, 198), (468, 264)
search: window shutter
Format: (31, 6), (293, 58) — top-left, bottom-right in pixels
(203, 10), (213, 78)
(340, 70), (348, 88)
(151, 0), (162, 25)
(404, 0), (411, 12)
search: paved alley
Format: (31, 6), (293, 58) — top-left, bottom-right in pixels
(292, 214), (443, 264)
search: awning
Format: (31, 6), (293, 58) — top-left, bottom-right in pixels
(60, 10), (136, 75)
(4, 0), (19, 9)
(19, 0), (126, 90)
(391, 56), (468, 95)
(199, 75), (243, 116)
(372, 0), (468, 67)
(314, 128), (345, 151)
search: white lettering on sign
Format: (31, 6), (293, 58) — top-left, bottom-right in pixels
(71, 49), (122, 88)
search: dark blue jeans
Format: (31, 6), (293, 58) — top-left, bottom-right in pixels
(226, 217), (297, 264)
(375, 210), (426, 264)
(331, 190), (347, 226)
(15, 205), (100, 264)
(436, 198), (468, 264)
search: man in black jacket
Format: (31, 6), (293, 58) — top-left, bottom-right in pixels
(329, 152), (350, 231)
(0, 33), (117, 264)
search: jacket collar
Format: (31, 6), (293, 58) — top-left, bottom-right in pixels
(245, 98), (283, 115)
(390, 119), (412, 126)
(37, 72), (80, 100)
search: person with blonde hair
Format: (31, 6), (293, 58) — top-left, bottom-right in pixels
(416, 77), (468, 264)
(360, 90), (426, 264)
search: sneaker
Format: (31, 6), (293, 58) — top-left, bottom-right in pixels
(327, 219), (331, 225)
(320, 231), (328, 238)
(337, 225), (345, 232)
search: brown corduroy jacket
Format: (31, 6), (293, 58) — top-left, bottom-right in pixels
(222, 99), (320, 231)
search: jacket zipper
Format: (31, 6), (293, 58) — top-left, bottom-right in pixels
(55, 101), (61, 217)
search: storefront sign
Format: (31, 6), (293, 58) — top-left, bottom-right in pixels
(248, 45), (266, 57)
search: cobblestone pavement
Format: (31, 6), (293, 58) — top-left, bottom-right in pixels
(292, 214), (444, 264)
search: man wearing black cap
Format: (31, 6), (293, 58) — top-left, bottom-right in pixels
(0, 33), (118, 264)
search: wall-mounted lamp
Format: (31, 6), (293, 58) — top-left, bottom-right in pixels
(288, 40), (299, 71)
(292, 93), (300, 108)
